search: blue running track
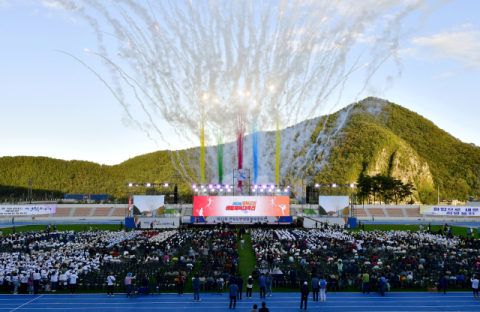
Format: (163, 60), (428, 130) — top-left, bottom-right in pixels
(1, 292), (479, 312)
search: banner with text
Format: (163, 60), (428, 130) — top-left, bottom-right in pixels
(134, 217), (179, 228)
(420, 205), (480, 216)
(193, 196), (290, 217)
(0, 205), (56, 216)
(189, 216), (293, 223)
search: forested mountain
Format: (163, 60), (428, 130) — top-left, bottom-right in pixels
(1, 98), (479, 204)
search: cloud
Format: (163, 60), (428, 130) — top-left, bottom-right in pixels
(42, 0), (76, 10)
(1, 0), (34, 8)
(413, 25), (480, 68)
(432, 72), (457, 79)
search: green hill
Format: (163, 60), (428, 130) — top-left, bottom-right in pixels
(1, 98), (479, 204)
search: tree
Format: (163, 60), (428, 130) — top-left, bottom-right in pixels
(400, 182), (416, 203)
(357, 175), (373, 205)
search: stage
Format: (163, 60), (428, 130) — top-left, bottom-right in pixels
(184, 216), (293, 224)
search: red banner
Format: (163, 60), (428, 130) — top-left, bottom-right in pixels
(193, 196), (289, 217)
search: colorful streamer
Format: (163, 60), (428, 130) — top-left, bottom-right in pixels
(200, 116), (205, 184)
(252, 116), (259, 184)
(276, 119), (280, 185)
(216, 127), (224, 184)
(237, 115), (245, 188)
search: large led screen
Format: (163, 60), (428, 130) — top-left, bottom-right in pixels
(193, 196), (290, 217)
(319, 196), (349, 213)
(133, 195), (165, 213)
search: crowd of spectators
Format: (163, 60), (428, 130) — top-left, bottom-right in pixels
(249, 225), (480, 294)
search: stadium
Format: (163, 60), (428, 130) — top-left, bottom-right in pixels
(1, 192), (479, 311)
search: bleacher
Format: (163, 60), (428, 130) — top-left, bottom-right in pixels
(73, 207), (92, 217)
(404, 208), (422, 218)
(366, 208), (385, 217)
(386, 208), (404, 217)
(111, 208), (127, 217)
(355, 208), (368, 217)
(93, 207), (113, 217)
(52, 207), (72, 217)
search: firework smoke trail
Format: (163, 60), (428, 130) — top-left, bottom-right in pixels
(200, 113), (205, 185)
(54, 50), (159, 146)
(252, 116), (259, 184)
(54, 0), (450, 184)
(84, 48), (171, 146)
(169, 150), (192, 184)
(236, 114), (245, 189)
(292, 62), (370, 181)
(216, 126), (224, 184)
(275, 113), (280, 186)
(176, 150), (193, 184)
(56, 50), (193, 183)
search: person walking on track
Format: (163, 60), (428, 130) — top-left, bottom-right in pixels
(107, 272), (115, 296)
(300, 281), (309, 310)
(229, 282), (239, 309)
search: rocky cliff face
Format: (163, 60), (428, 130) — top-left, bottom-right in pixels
(365, 137), (434, 200)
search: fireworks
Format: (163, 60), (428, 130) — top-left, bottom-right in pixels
(56, 0), (446, 186)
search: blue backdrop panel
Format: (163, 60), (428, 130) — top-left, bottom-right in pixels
(347, 217), (357, 228)
(125, 218), (136, 229)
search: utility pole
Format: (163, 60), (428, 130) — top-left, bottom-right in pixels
(28, 178), (33, 204)
(438, 186), (440, 205)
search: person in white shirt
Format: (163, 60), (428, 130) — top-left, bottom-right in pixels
(12, 273), (19, 295)
(68, 271), (78, 294)
(107, 273), (116, 297)
(472, 275), (479, 300)
(33, 269), (41, 294)
(50, 270), (58, 292)
(20, 272), (28, 294)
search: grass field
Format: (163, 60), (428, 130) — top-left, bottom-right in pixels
(352, 224), (478, 237)
(0, 224), (123, 235)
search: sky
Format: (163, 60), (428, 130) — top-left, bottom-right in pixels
(1, 0), (479, 166)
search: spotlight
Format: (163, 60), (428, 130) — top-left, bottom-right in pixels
(128, 183), (133, 187)
(217, 184), (221, 189)
(332, 183), (337, 188)
(164, 183), (169, 187)
(146, 183), (151, 187)
(315, 184), (319, 187)
(192, 184), (196, 189)
(208, 184), (213, 189)
(350, 184), (355, 188)
(262, 185), (266, 189)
